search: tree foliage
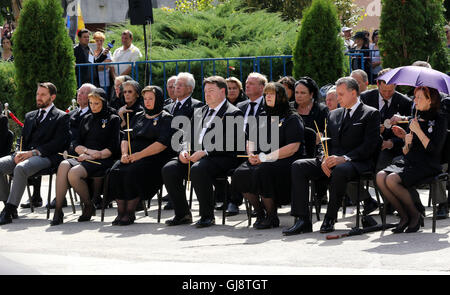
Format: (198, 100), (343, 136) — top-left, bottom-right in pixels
(379, 0), (449, 72)
(240, 0), (363, 26)
(292, 0), (344, 87)
(13, 0), (76, 117)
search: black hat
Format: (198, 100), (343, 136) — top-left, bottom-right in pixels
(352, 31), (366, 40)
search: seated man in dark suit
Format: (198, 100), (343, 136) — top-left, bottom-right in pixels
(225, 72), (267, 215)
(0, 82), (70, 225)
(283, 76), (380, 235)
(45, 83), (96, 209)
(162, 72), (204, 210)
(162, 76), (244, 228)
(164, 72), (204, 118)
(360, 68), (412, 171)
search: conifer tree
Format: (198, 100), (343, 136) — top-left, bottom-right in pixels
(292, 0), (344, 87)
(13, 0), (76, 117)
(379, 0), (449, 72)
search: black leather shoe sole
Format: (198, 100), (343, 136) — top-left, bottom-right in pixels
(319, 227), (334, 233)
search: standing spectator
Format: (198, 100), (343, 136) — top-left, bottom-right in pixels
(341, 27), (354, 51)
(350, 69), (369, 93)
(110, 75), (133, 111)
(93, 31), (113, 98)
(0, 36), (13, 62)
(351, 31), (371, 82)
(74, 29), (96, 87)
(111, 30), (142, 79)
(1, 22), (12, 40)
(370, 30), (382, 83)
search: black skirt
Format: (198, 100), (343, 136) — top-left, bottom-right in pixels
(108, 155), (168, 201)
(383, 157), (439, 188)
(66, 158), (115, 177)
(232, 157), (296, 205)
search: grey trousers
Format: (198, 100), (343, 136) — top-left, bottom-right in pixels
(0, 155), (51, 207)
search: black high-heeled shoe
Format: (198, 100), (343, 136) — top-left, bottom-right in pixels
(50, 211), (64, 226)
(112, 215), (121, 226)
(405, 215), (424, 233)
(391, 221), (409, 234)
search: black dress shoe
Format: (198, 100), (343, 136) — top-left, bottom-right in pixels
(11, 208), (18, 219)
(0, 210), (12, 225)
(195, 217), (215, 228)
(162, 194), (170, 202)
(165, 214), (193, 226)
(225, 203), (239, 216)
(319, 217), (335, 233)
(47, 198), (68, 209)
(282, 218), (313, 236)
(20, 198), (42, 209)
(436, 203), (449, 220)
(362, 198), (378, 215)
(50, 211), (64, 226)
(254, 215), (280, 230)
(78, 203), (95, 222)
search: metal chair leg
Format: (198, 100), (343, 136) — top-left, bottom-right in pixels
(46, 175), (53, 219)
(157, 187), (162, 223)
(355, 179), (361, 229)
(222, 178), (227, 225)
(26, 184), (34, 213)
(431, 183), (436, 233)
(244, 197), (251, 226)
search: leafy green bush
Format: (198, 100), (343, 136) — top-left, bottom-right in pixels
(292, 0), (344, 87)
(13, 0), (76, 118)
(105, 0), (297, 99)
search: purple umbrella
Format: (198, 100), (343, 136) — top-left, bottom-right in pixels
(376, 65), (450, 94)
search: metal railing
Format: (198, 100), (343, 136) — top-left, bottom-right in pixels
(75, 55), (293, 100)
(345, 49), (381, 83)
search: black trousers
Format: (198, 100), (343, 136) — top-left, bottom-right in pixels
(290, 158), (360, 220)
(162, 156), (237, 219)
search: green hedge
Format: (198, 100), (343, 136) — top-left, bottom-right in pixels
(104, 0), (297, 99)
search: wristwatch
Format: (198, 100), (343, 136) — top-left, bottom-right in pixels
(32, 150), (38, 157)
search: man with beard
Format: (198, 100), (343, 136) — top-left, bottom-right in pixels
(0, 83), (70, 225)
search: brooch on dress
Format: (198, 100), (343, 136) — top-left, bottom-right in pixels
(428, 120), (435, 133)
(101, 119), (108, 128)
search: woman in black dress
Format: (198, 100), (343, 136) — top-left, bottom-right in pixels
(117, 80), (144, 129)
(232, 82), (305, 229)
(51, 88), (121, 225)
(108, 85), (175, 225)
(376, 86), (448, 233)
(291, 76), (329, 133)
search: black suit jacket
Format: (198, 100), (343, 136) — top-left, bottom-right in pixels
(22, 106), (70, 167)
(361, 89), (411, 152)
(164, 96), (204, 119)
(324, 102), (380, 173)
(74, 43), (98, 86)
(183, 100), (244, 170)
(236, 98), (266, 117)
(0, 115), (10, 157)
(68, 108), (90, 153)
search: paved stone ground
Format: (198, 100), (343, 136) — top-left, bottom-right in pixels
(1, 177), (449, 275)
